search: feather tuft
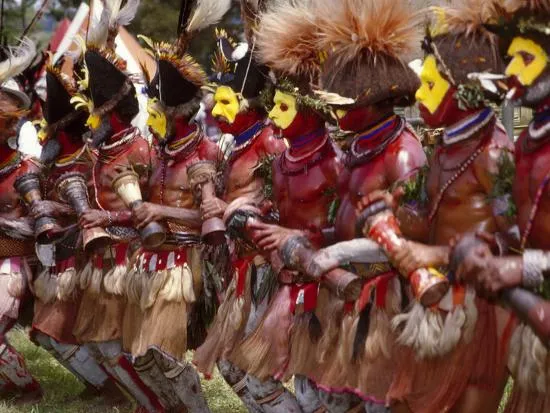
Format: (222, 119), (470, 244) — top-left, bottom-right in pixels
(503, 0), (550, 13)
(430, 0), (504, 39)
(186, 0), (232, 35)
(0, 38), (37, 85)
(315, 0), (420, 68)
(255, 0), (321, 79)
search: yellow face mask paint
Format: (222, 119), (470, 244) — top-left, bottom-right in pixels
(86, 113), (101, 130)
(212, 86), (240, 124)
(268, 90), (298, 130)
(506, 37), (548, 87)
(146, 99), (168, 139)
(415, 55), (451, 114)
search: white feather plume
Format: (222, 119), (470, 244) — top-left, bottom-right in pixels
(88, 0), (140, 46)
(0, 38), (36, 85)
(186, 0), (232, 34)
(87, 0), (111, 46)
(109, 0), (140, 29)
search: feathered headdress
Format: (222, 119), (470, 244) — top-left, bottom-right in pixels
(76, 0), (141, 123)
(142, 0), (231, 114)
(40, 56), (88, 141)
(254, 0), (332, 115)
(256, 0), (321, 85)
(314, 0), (421, 107)
(0, 38), (36, 118)
(210, 1), (270, 106)
(491, 0), (550, 53)
(424, 0), (505, 97)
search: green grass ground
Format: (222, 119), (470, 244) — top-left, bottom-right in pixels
(1, 328), (513, 413)
(1, 328), (246, 413)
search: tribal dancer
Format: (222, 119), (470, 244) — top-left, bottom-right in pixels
(72, 1), (164, 411)
(230, 1), (345, 412)
(122, 1), (230, 412)
(30, 58), (127, 404)
(308, 1), (426, 411)
(371, 1), (515, 412)
(193, 1), (287, 410)
(0, 39), (42, 404)
(451, 1), (550, 412)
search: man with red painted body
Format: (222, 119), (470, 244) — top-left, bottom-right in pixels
(306, 1), (426, 411)
(72, 5), (165, 410)
(193, 18), (289, 412)
(28, 59), (127, 405)
(355, 2), (516, 413)
(227, 2), (345, 412)
(451, 1), (550, 412)
(0, 39), (42, 404)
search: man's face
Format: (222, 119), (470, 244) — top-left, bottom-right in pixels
(416, 55), (451, 115)
(146, 98), (168, 139)
(268, 90), (298, 131)
(416, 55), (460, 128)
(212, 86), (240, 126)
(506, 36), (549, 104)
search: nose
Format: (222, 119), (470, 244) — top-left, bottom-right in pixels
(415, 85), (427, 102)
(212, 103), (223, 118)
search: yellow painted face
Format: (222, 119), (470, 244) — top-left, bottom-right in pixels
(146, 99), (168, 139)
(506, 37), (549, 86)
(415, 55), (451, 114)
(86, 113), (101, 130)
(212, 86), (240, 124)
(268, 90), (298, 130)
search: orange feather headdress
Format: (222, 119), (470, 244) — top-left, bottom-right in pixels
(424, 0), (505, 90)
(314, 0), (421, 107)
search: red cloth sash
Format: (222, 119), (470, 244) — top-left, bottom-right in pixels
(138, 248), (188, 272)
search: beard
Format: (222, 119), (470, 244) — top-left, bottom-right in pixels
(90, 116), (113, 148)
(511, 71), (550, 109)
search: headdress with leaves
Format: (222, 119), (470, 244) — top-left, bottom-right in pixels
(423, 0), (506, 106)
(255, 0), (330, 115)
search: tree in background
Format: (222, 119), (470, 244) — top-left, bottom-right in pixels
(1, 0), (242, 67)
(130, 0), (242, 67)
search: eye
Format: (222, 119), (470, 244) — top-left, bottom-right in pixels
(427, 81), (435, 90)
(221, 100), (230, 105)
(280, 103), (289, 112)
(519, 51), (535, 66)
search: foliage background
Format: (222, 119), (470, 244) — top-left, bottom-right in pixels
(1, 0), (242, 67)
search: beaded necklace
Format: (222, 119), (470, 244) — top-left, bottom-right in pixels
(279, 137), (331, 176)
(160, 130), (203, 205)
(54, 145), (87, 168)
(528, 109), (550, 141)
(93, 128), (139, 210)
(285, 135), (328, 163)
(164, 127), (201, 158)
(347, 116), (404, 168)
(428, 139), (490, 223)
(442, 108), (493, 146)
